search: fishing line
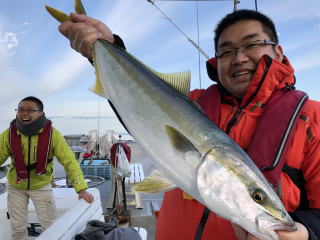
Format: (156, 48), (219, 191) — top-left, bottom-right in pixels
(97, 95), (101, 157)
(147, 0), (210, 60)
(147, 0), (239, 88)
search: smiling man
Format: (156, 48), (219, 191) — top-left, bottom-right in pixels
(215, 20), (283, 99)
(58, 8), (320, 240)
(0, 96), (94, 240)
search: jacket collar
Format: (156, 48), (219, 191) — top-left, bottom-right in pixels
(240, 55), (295, 106)
(216, 55), (295, 108)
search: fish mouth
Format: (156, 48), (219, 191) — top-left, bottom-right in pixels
(257, 215), (297, 234)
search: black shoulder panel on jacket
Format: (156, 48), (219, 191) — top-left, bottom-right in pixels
(113, 34), (126, 50)
(290, 210), (320, 240)
(88, 34), (126, 65)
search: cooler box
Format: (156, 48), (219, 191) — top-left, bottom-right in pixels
(80, 159), (112, 180)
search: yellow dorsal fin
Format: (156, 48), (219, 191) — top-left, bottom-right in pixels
(126, 51), (191, 97)
(91, 48), (191, 98)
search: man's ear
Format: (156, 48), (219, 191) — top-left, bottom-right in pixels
(274, 44), (284, 62)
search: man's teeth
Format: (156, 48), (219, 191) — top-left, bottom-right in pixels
(234, 71), (249, 77)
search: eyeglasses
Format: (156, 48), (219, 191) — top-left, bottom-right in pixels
(15, 108), (41, 113)
(215, 39), (276, 59)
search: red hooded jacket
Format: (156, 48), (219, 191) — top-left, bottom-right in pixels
(156, 56), (320, 239)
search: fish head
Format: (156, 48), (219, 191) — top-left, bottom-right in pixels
(245, 184), (297, 237)
(196, 146), (296, 239)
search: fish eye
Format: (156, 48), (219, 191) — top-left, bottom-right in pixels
(251, 189), (265, 204)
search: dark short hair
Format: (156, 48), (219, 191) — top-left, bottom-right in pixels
(214, 9), (278, 51)
(19, 96), (44, 111)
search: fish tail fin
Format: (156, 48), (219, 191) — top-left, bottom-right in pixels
(45, 5), (70, 23)
(74, 0), (87, 15)
(45, 0), (87, 23)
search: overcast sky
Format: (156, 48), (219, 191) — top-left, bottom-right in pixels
(0, 0), (319, 135)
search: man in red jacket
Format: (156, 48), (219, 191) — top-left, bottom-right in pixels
(58, 9), (320, 240)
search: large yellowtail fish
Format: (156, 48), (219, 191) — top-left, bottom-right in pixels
(46, 1), (296, 239)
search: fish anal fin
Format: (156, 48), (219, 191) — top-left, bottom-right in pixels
(132, 170), (176, 193)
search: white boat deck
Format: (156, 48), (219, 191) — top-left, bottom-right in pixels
(0, 142), (159, 240)
(0, 187), (147, 240)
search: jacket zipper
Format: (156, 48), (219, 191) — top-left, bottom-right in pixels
(226, 107), (243, 134)
(225, 57), (272, 135)
(27, 136), (31, 190)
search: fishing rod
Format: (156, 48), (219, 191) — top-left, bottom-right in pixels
(147, 0), (210, 60)
(155, 0), (239, 12)
(147, 0), (238, 88)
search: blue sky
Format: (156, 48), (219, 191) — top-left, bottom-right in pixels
(0, 0), (320, 135)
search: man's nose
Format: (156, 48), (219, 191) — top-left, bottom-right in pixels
(231, 49), (249, 65)
(19, 110), (30, 115)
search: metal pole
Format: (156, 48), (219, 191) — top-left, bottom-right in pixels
(233, 0), (240, 11)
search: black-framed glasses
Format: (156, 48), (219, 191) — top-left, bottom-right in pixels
(215, 39), (276, 59)
(15, 108), (41, 113)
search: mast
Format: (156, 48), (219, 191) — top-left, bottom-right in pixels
(233, 0), (240, 11)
